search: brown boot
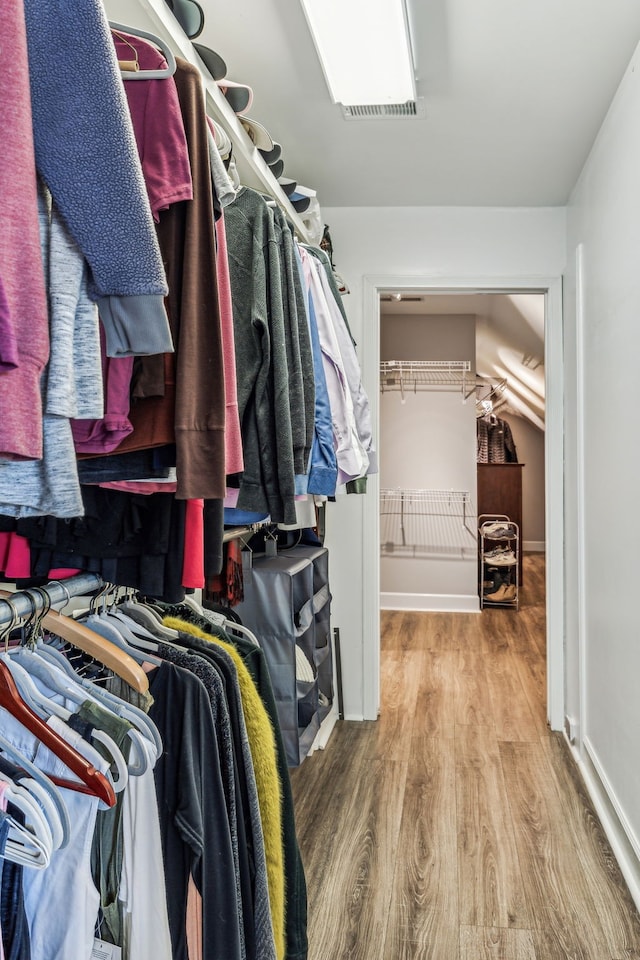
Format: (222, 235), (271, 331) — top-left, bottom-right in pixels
(485, 583), (508, 602)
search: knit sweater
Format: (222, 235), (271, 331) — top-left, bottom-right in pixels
(0, 0), (49, 459)
(225, 188), (296, 523)
(272, 210), (315, 482)
(22, 0), (173, 358)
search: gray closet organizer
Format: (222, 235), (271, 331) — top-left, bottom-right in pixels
(235, 544), (333, 766)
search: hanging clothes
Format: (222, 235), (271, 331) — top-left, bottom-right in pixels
(476, 414), (518, 463)
(224, 187), (297, 523)
(0, 0), (49, 461)
(22, 0), (173, 359)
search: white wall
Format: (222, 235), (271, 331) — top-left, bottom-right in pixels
(564, 39), (640, 896)
(322, 206), (566, 718)
(379, 314), (478, 609)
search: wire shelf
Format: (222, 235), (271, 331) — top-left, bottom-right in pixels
(380, 488), (477, 557)
(380, 360), (506, 404)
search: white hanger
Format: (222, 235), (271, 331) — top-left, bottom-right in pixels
(118, 599), (181, 641)
(13, 647), (152, 777)
(0, 779), (54, 869)
(85, 612), (163, 666)
(109, 22), (177, 80)
(1, 657), (129, 795)
(0, 738), (70, 849)
(34, 645), (162, 762)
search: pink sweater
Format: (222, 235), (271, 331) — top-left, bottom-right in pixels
(216, 214), (244, 475)
(0, 0), (49, 459)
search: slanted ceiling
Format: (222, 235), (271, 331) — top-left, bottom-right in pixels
(381, 293), (545, 429)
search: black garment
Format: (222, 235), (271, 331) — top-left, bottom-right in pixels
(18, 493), (186, 603)
(476, 415), (518, 463)
(164, 608), (308, 960)
(76, 447), (174, 483)
(1, 805), (31, 960)
(17, 488), (174, 559)
(148, 661), (242, 960)
(203, 497), (224, 577)
(156, 642), (254, 960)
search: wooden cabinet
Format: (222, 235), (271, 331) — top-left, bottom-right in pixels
(477, 463), (524, 584)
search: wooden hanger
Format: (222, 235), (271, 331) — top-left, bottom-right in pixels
(0, 661), (115, 807)
(0, 589), (149, 695)
(39, 608), (150, 694)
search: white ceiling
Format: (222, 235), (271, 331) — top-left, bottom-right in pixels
(193, 0), (640, 207)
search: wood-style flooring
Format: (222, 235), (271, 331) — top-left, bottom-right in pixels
(289, 555), (640, 959)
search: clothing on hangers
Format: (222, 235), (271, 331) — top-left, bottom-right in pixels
(476, 414), (518, 463)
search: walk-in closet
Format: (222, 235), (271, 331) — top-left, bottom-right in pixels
(4, 0), (640, 957)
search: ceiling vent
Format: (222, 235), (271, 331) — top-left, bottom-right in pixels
(341, 100), (424, 121)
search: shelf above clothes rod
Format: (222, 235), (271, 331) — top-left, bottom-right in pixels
(103, 0), (313, 241)
(380, 360), (506, 404)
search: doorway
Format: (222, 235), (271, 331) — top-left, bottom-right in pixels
(378, 292), (546, 612)
(359, 275), (564, 730)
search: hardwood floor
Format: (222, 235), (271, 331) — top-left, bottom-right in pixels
(289, 555), (640, 959)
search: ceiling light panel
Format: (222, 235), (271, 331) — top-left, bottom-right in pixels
(300, 0), (416, 106)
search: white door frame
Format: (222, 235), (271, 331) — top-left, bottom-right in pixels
(361, 273), (565, 730)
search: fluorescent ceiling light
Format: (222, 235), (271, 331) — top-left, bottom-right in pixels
(300, 0), (416, 106)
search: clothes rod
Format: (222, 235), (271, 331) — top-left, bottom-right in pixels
(222, 523), (268, 544)
(0, 573), (104, 627)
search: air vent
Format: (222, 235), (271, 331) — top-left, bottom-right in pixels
(341, 100), (424, 121)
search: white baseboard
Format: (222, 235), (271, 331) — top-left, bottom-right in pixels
(523, 540), (546, 552)
(380, 592), (481, 613)
(306, 707), (340, 755)
(567, 734), (640, 912)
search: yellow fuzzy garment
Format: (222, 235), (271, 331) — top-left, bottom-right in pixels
(163, 617), (285, 960)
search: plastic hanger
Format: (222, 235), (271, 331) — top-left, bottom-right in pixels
(0, 743), (71, 849)
(118, 599), (181, 641)
(84, 613), (163, 669)
(0, 780), (54, 869)
(0, 758), (66, 852)
(40, 607), (150, 694)
(0, 659), (115, 808)
(34, 645), (162, 762)
(109, 22), (177, 80)
(1, 657), (129, 794)
(10, 647), (149, 778)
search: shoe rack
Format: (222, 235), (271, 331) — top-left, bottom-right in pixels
(478, 514), (519, 610)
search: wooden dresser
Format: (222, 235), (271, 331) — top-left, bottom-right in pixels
(477, 463), (524, 584)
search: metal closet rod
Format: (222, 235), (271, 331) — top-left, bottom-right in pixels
(0, 573), (104, 627)
(222, 522), (271, 544)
